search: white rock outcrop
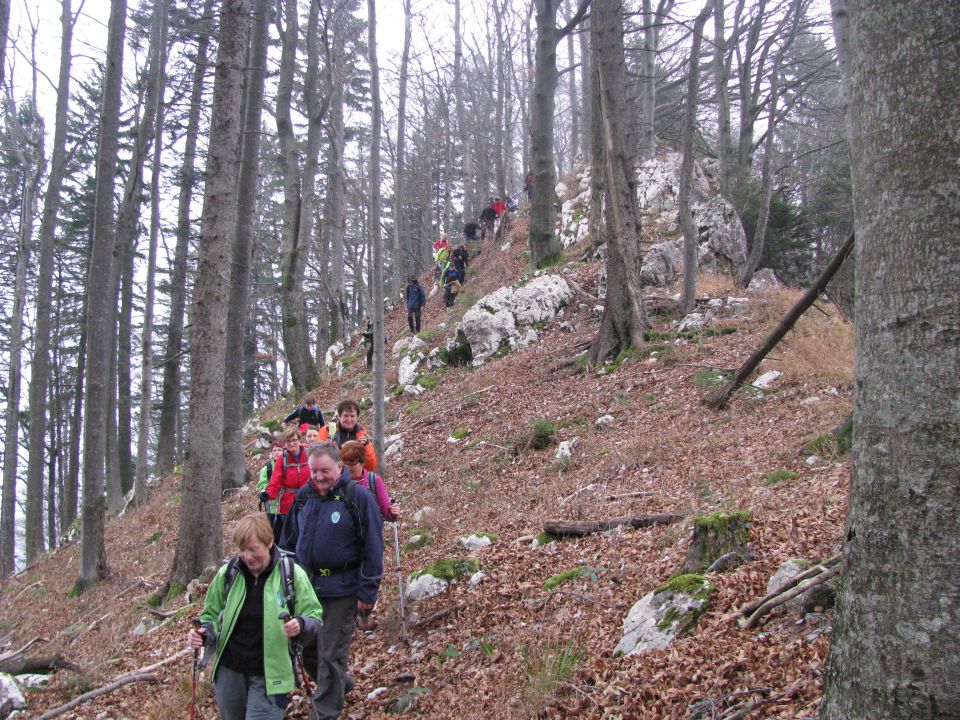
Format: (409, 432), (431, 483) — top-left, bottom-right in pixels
(752, 370), (782, 389)
(456, 275), (574, 365)
(0, 673), (25, 716)
(614, 578), (713, 656)
(397, 354), (421, 386)
(392, 336), (427, 358)
(405, 574), (449, 603)
(458, 535), (493, 552)
(748, 268), (780, 292)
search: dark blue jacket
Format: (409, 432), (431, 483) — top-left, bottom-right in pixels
(279, 468), (384, 606)
(406, 282), (426, 310)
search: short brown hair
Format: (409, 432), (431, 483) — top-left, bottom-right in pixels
(340, 440), (365, 465)
(282, 427), (301, 442)
(336, 399), (360, 416)
(232, 514), (274, 550)
(303, 393), (316, 405)
(304, 424), (320, 434)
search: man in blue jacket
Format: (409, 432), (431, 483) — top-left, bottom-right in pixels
(280, 443), (384, 719)
(405, 275), (427, 333)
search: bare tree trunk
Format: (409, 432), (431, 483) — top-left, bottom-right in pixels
(321, 79), (346, 345)
(821, 3), (960, 716)
(394, 0), (412, 277)
(169, 0), (249, 588)
(713, 0), (733, 197)
(155, 0), (214, 477)
(77, 0), (127, 592)
(565, 0), (579, 164)
(134, 0), (169, 507)
(594, 0), (649, 350)
(679, 2), (713, 313)
(578, 11), (591, 160)
(454, 0), (471, 221)
(276, 0), (320, 392)
(367, 0), (386, 458)
(221, 0), (269, 491)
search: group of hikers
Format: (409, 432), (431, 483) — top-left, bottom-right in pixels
(189, 397), (396, 720)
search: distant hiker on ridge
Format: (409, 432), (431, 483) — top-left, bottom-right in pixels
(283, 393), (325, 433)
(405, 276), (427, 334)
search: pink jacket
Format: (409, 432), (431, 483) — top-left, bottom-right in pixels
(356, 469), (396, 521)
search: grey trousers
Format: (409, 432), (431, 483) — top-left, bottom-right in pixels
(213, 665), (288, 720)
(312, 595), (358, 720)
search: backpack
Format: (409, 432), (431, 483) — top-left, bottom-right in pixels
(291, 478), (367, 546)
(221, 549), (298, 615)
(276, 449), (309, 511)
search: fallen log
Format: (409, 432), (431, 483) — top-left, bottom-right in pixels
(35, 672), (157, 720)
(544, 512), (686, 537)
(0, 654), (80, 675)
(740, 566), (839, 629)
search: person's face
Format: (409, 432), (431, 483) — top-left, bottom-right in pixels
(305, 429), (319, 444)
(339, 408), (358, 430)
(345, 458), (363, 480)
(308, 454), (342, 494)
(286, 438), (300, 454)
(240, 538), (272, 576)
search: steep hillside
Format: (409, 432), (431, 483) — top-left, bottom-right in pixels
(1, 209), (854, 719)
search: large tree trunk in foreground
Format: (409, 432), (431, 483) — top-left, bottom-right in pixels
(221, 0), (269, 491)
(820, 2), (960, 718)
(76, 0), (127, 592)
(155, 0), (214, 477)
(169, 0), (249, 587)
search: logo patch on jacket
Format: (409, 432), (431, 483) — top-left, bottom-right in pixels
(331, 511), (341, 524)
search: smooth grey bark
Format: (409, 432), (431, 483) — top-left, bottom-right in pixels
(392, 0), (412, 277)
(321, 80), (346, 346)
(77, 0), (127, 592)
(0, 0), (8, 88)
(276, 0), (320, 393)
(713, 0), (733, 197)
(594, 0), (649, 350)
(155, 0), (214, 477)
(679, 2), (713, 313)
(221, 0), (269, 492)
(579, 13), (591, 170)
(639, 0), (674, 161)
(368, 0), (385, 459)
(21, 0), (75, 565)
(565, 0), (579, 164)
(133, 0), (169, 507)
(528, 0), (589, 268)
(169, 0), (249, 588)
(454, 0), (471, 221)
(820, 2), (960, 717)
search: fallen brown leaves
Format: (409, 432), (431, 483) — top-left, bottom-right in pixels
(1, 216), (853, 719)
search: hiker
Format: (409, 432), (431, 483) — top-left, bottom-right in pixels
(257, 442), (284, 527)
(463, 217), (480, 244)
(279, 443), (384, 720)
(506, 195), (519, 213)
(304, 425), (321, 445)
(187, 514), (323, 720)
(317, 399), (378, 471)
(523, 171), (533, 202)
(341, 440), (398, 522)
(479, 203), (496, 241)
(361, 316), (374, 369)
(452, 243), (469, 285)
(262, 428), (311, 542)
(492, 197), (507, 218)
(441, 262), (462, 308)
(283, 393), (326, 433)
(405, 276), (427, 333)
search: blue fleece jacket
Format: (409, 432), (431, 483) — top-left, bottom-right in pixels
(279, 468), (384, 606)
(406, 282), (426, 310)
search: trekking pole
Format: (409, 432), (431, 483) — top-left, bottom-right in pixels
(392, 516), (409, 643)
(190, 618), (202, 720)
(278, 611), (320, 720)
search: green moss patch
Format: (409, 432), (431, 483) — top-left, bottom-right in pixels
(402, 532), (433, 553)
(438, 342), (473, 366)
(451, 428), (471, 440)
(417, 328), (439, 342)
(543, 565), (602, 592)
(412, 557), (479, 582)
(656, 573), (716, 599)
(763, 468), (798, 486)
(693, 369), (731, 390)
(646, 326), (738, 342)
(807, 417), (853, 457)
(534, 531), (559, 546)
(416, 374), (440, 390)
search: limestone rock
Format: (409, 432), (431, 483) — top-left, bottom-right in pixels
(397, 354), (421, 386)
(0, 673), (25, 716)
(614, 576), (714, 656)
(132, 616), (162, 636)
(405, 574), (448, 603)
(595, 414), (616, 429)
(752, 370), (782, 389)
(747, 268), (780, 292)
(640, 239), (684, 287)
(691, 195), (748, 278)
(13, 674), (48, 689)
(458, 534), (493, 552)
(468, 571), (485, 589)
(412, 507), (436, 525)
(324, 341), (344, 368)
(457, 275), (573, 365)
(766, 559), (811, 612)
(392, 336), (426, 357)
(678, 312), (707, 333)
(554, 440), (576, 462)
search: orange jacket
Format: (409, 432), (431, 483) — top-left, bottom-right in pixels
(317, 423), (378, 472)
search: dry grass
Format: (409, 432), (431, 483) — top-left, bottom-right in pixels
(696, 272), (740, 297)
(778, 301), (855, 385)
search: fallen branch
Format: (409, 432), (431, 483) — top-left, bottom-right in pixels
(0, 654), (80, 675)
(606, 491), (654, 501)
(68, 613), (112, 646)
(0, 636), (45, 665)
(544, 512), (686, 537)
(114, 647), (192, 680)
(707, 232), (855, 410)
(740, 566), (839, 629)
(12, 580), (43, 602)
(558, 483), (596, 505)
(36, 672), (157, 720)
(726, 554), (840, 623)
(565, 277), (598, 302)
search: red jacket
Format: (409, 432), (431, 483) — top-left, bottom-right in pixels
(266, 448), (310, 514)
(492, 200), (507, 217)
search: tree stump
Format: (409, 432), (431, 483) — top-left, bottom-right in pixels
(681, 510), (752, 573)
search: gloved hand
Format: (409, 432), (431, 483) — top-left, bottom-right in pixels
(259, 491), (270, 504)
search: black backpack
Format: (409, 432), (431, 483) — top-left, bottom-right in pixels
(221, 549), (298, 614)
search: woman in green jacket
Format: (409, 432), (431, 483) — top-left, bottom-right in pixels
(188, 514), (323, 719)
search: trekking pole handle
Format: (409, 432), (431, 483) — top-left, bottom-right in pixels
(278, 611), (291, 622)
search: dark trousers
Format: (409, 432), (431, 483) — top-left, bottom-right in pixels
(407, 307), (421, 333)
(366, 342), (373, 368)
(310, 596), (358, 720)
(444, 286), (456, 307)
(267, 513), (284, 544)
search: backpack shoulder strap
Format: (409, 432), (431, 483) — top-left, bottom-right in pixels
(277, 550), (297, 616)
(222, 556), (242, 599)
(342, 479), (366, 544)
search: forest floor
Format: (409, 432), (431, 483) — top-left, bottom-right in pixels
(1, 211), (855, 719)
